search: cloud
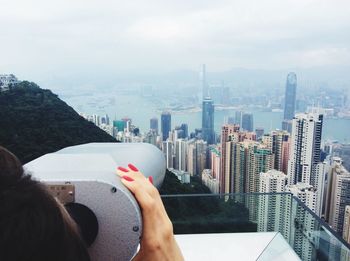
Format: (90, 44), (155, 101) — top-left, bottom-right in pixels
(0, 0), (349, 82)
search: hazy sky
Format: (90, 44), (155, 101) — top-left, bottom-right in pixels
(1, 0), (350, 83)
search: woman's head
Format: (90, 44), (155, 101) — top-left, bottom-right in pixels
(0, 146), (90, 261)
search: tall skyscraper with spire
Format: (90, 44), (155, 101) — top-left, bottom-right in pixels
(282, 72), (297, 132)
(202, 97), (215, 144)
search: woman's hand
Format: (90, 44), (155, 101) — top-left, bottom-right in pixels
(116, 164), (184, 261)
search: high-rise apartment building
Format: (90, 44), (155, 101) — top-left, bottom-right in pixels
(343, 206), (350, 244)
(180, 123), (188, 139)
(175, 139), (187, 172)
(242, 113), (254, 132)
(314, 162), (327, 217)
(184, 139), (207, 177)
(210, 146), (221, 180)
(187, 141), (196, 176)
(224, 141), (246, 194)
(258, 170), (290, 239)
(287, 113), (323, 186)
(262, 130), (290, 173)
(162, 140), (174, 169)
(145, 130), (158, 146)
(161, 112), (171, 141)
(325, 157), (343, 221)
(220, 124), (240, 193)
(202, 97), (215, 145)
(259, 170), (287, 193)
(246, 142), (274, 194)
(246, 142), (274, 222)
(195, 140), (208, 178)
(287, 183), (317, 212)
(282, 72), (297, 132)
(202, 169), (220, 194)
(287, 182), (317, 261)
(325, 158), (350, 234)
(150, 117), (158, 134)
(174, 126), (185, 139)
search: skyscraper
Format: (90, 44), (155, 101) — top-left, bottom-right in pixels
(195, 140), (208, 178)
(210, 146), (221, 180)
(246, 142), (274, 222)
(258, 170), (290, 239)
(161, 112), (171, 141)
(175, 139), (187, 171)
(220, 124), (240, 193)
(187, 141), (196, 176)
(287, 113), (323, 186)
(259, 170), (287, 193)
(145, 130), (158, 146)
(150, 117), (158, 134)
(287, 183), (317, 212)
(180, 123), (188, 139)
(343, 206), (350, 244)
(262, 130), (290, 173)
(242, 113), (254, 132)
(225, 141), (246, 194)
(287, 182), (317, 260)
(326, 158), (350, 234)
(187, 139), (207, 177)
(162, 140), (174, 169)
(282, 72), (297, 132)
(245, 142), (274, 194)
(202, 97), (215, 145)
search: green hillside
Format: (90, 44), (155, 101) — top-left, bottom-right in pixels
(0, 81), (116, 164)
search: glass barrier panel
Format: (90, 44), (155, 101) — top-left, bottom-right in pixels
(161, 193), (350, 261)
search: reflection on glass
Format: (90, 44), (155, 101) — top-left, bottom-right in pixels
(161, 193), (350, 261)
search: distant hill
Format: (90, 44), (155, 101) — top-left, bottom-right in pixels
(0, 81), (116, 164)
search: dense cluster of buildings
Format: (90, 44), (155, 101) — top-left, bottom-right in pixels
(83, 68), (350, 255)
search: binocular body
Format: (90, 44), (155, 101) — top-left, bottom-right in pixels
(25, 143), (166, 261)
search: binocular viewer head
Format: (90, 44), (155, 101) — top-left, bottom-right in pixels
(24, 143), (166, 261)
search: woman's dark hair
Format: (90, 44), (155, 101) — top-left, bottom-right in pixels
(0, 146), (90, 261)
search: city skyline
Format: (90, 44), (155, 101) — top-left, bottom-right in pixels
(2, 1), (350, 258)
(76, 80), (350, 246)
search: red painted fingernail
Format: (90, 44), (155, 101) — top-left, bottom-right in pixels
(122, 176), (134, 182)
(149, 176), (153, 184)
(118, 167), (129, 172)
(128, 163), (139, 172)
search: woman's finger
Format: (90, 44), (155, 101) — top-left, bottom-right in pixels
(120, 176), (155, 211)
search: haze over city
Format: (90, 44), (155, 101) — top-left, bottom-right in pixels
(1, 0), (350, 91)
